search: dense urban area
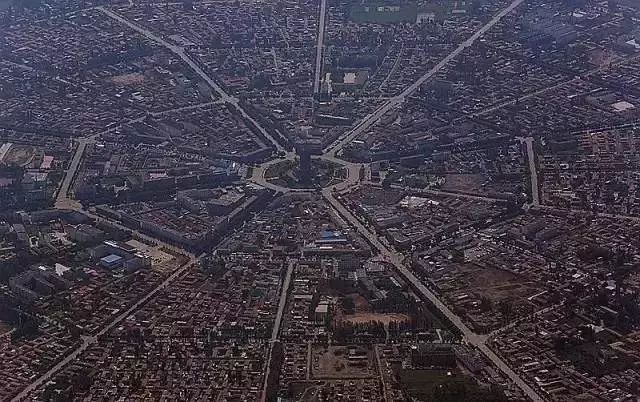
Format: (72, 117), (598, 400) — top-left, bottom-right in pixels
(1, 0), (640, 400)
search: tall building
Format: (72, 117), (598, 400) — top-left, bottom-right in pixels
(295, 139), (322, 185)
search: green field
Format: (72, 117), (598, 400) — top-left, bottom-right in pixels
(350, 3), (417, 23)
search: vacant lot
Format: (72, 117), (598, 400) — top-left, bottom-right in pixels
(343, 312), (409, 326)
(311, 345), (376, 379)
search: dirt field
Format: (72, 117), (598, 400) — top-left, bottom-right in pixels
(126, 239), (173, 263)
(311, 345), (377, 379)
(3, 144), (36, 167)
(455, 263), (540, 302)
(343, 312), (409, 326)
(111, 73), (145, 85)
(351, 294), (371, 312)
(440, 173), (487, 193)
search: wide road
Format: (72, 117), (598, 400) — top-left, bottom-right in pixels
(520, 137), (540, 207)
(467, 53), (640, 120)
(313, 0), (328, 95)
(260, 260), (295, 402)
(324, 0), (525, 157)
(248, 153), (363, 194)
(385, 183), (506, 203)
(322, 189), (544, 402)
(12, 255), (201, 401)
(55, 136), (96, 210)
(98, 7), (284, 153)
(537, 204), (640, 223)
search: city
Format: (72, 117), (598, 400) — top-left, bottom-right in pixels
(1, 0), (640, 401)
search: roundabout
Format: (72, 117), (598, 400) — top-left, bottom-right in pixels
(248, 151), (364, 194)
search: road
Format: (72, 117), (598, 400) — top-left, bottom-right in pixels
(313, 0), (328, 95)
(55, 136), (96, 210)
(385, 183), (506, 203)
(98, 7), (284, 153)
(537, 204), (640, 223)
(374, 345), (390, 402)
(520, 137), (540, 207)
(323, 0), (525, 157)
(467, 53), (640, 120)
(12, 255), (201, 401)
(270, 260), (294, 343)
(260, 260), (295, 402)
(248, 151), (297, 193)
(468, 77), (579, 119)
(149, 100), (225, 117)
(322, 189), (543, 402)
(248, 152), (363, 195)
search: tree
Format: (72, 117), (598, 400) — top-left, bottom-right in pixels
(479, 297), (493, 312)
(340, 297), (355, 314)
(497, 300), (513, 321)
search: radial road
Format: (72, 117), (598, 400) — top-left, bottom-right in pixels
(55, 136), (96, 210)
(313, 0), (328, 95)
(98, 7), (284, 153)
(12, 255), (202, 401)
(324, 0), (525, 157)
(520, 137), (540, 206)
(322, 189), (544, 402)
(260, 260), (295, 402)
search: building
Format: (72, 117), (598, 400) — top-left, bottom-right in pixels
(295, 139), (322, 185)
(315, 302), (330, 324)
(100, 254), (124, 269)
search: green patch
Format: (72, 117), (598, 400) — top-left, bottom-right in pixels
(350, 3), (417, 23)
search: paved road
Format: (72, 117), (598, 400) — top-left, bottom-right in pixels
(248, 151), (297, 193)
(385, 183), (506, 203)
(374, 345), (390, 402)
(323, 0), (525, 157)
(537, 204), (640, 223)
(149, 100), (225, 117)
(313, 0), (328, 95)
(98, 7), (284, 153)
(55, 136), (97, 210)
(12, 255), (201, 401)
(270, 260), (295, 343)
(520, 137), (540, 207)
(469, 77), (578, 119)
(248, 152), (363, 194)
(468, 53), (640, 120)
(322, 190), (543, 402)
(261, 260), (295, 402)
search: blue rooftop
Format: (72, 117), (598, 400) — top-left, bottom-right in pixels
(101, 254), (123, 263)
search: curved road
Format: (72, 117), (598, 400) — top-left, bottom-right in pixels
(20, 1), (546, 400)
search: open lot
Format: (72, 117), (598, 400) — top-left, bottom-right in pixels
(311, 345), (377, 379)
